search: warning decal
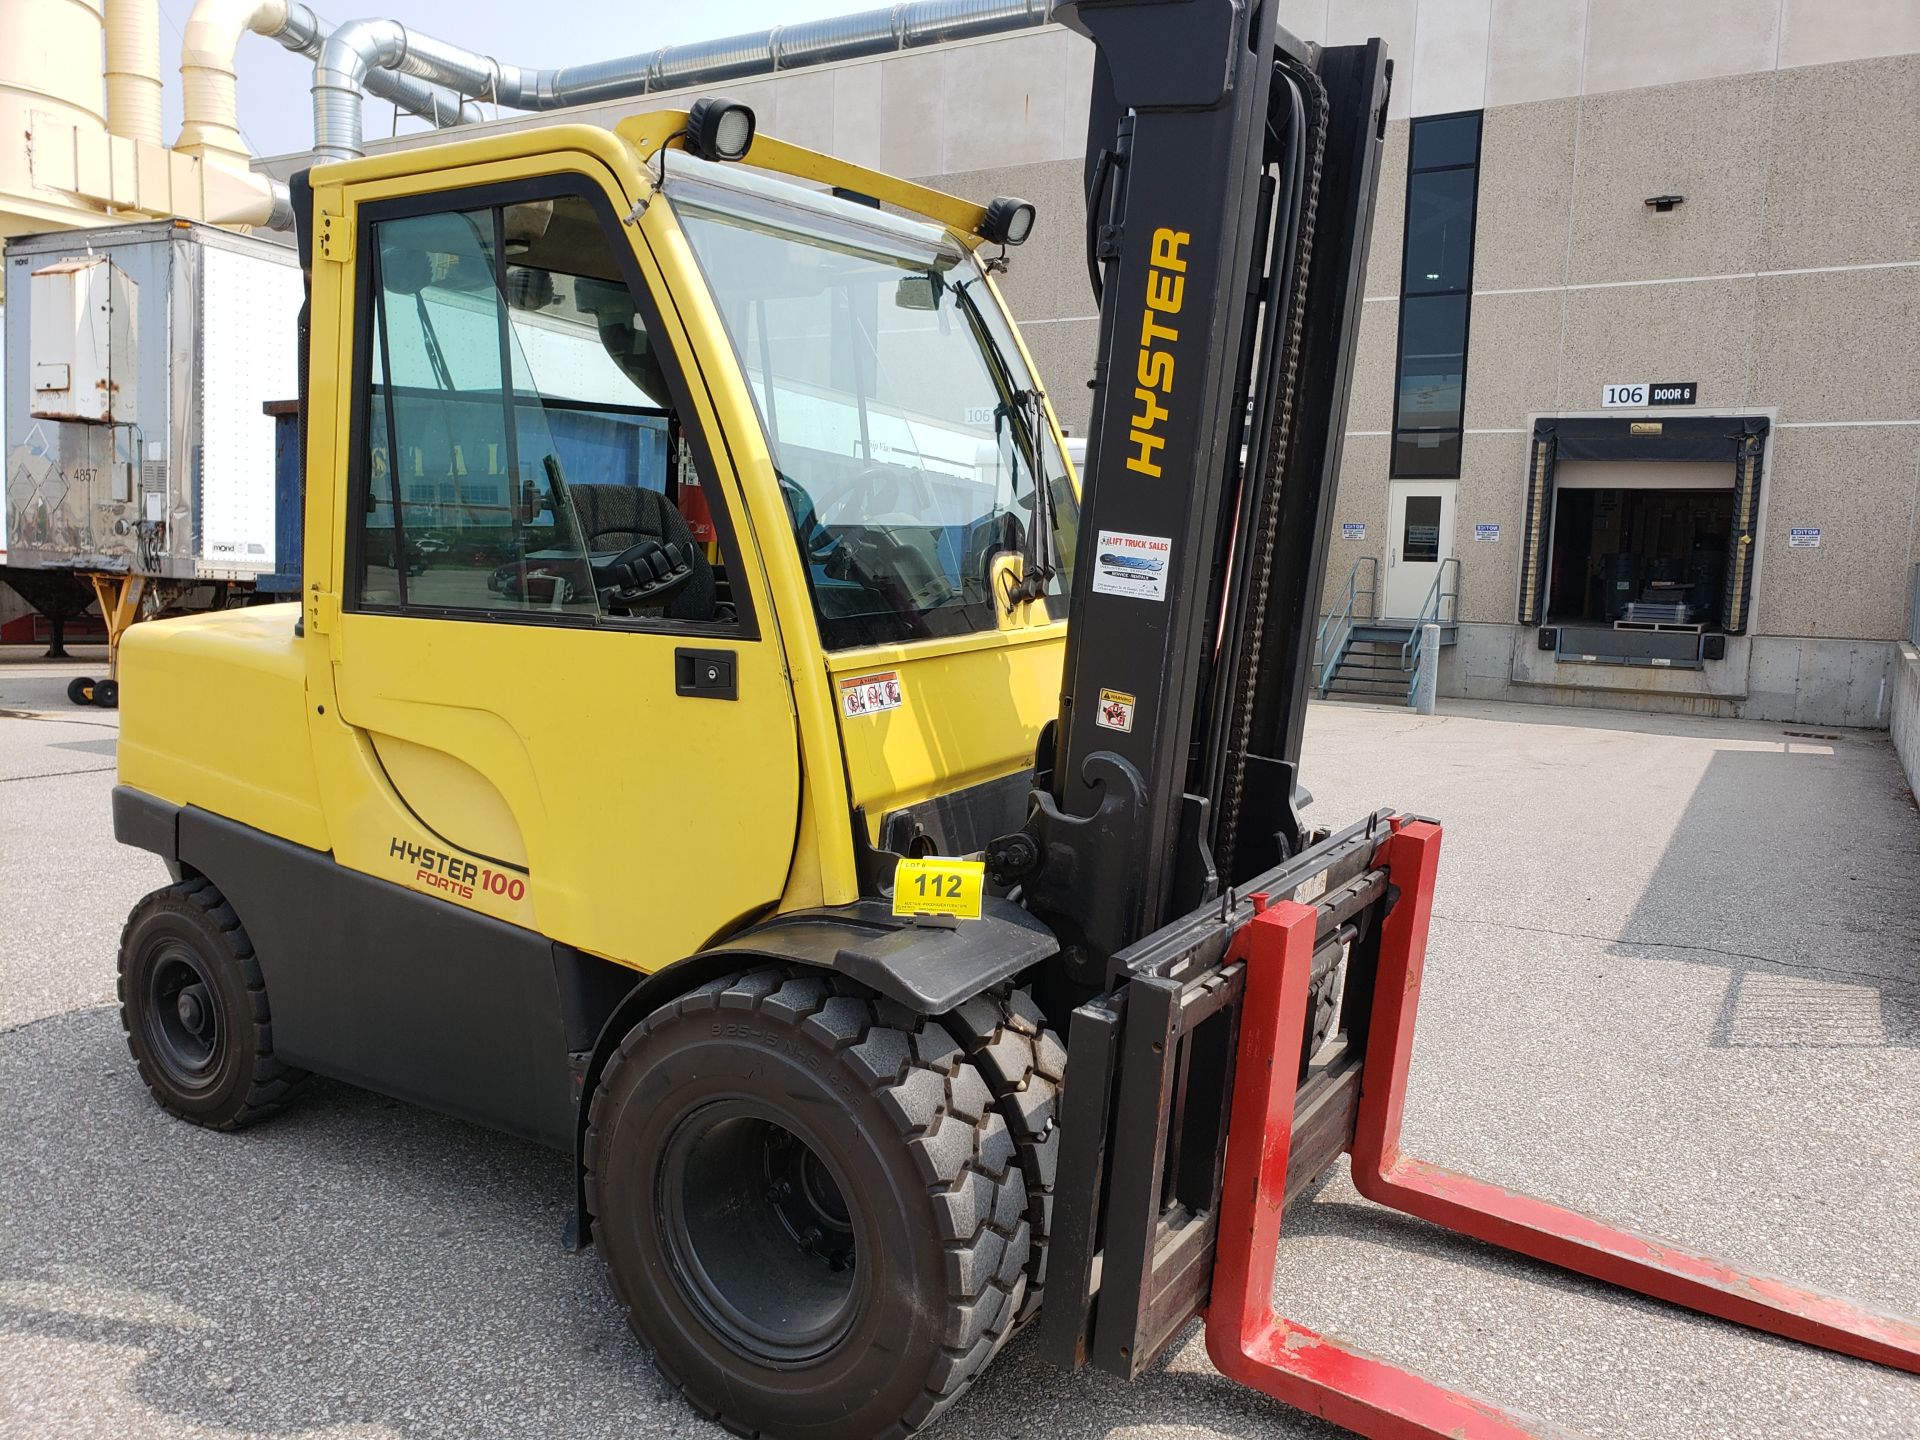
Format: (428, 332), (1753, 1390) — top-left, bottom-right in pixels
(839, 670), (904, 718)
(1095, 687), (1136, 733)
(1091, 530), (1172, 601)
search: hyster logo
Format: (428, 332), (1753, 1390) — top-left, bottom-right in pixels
(1127, 227), (1190, 478)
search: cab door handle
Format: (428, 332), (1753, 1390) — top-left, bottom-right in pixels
(676, 648), (737, 700)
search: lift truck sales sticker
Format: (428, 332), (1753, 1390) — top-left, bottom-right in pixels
(1091, 530), (1172, 601)
(839, 671), (904, 717)
(892, 857), (985, 921)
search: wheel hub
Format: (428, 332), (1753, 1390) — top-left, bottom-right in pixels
(145, 944), (223, 1089)
(659, 1105), (864, 1365)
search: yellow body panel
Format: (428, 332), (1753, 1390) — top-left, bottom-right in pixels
(117, 604), (330, 850)
(369, 732), (531, 870)
(119, 114), (1076, 977)
(828, 627), (1066, 843)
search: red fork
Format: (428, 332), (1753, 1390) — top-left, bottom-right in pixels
(1206, 820), (1920, 1440)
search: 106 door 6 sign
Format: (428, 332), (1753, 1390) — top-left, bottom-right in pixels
(1603, 381), (1697, 407)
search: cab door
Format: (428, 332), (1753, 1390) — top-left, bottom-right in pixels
(317, 168), (799, 970)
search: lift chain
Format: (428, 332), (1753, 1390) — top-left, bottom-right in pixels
(1213, 54), (1330, 874)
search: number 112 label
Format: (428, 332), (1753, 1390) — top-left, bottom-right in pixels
(892, 857), (986, 921)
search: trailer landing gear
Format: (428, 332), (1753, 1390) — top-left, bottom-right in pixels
(1208, 820), (1920, 1439)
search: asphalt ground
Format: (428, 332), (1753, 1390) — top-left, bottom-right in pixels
(2, 643), (1917, 1440)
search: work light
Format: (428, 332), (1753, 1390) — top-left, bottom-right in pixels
(686, 98), (757, 162)
(981, 196), (1036, 246)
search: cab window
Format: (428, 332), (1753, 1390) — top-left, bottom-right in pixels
(353, 190), (735, 627)
(672, 160), (1077, 650)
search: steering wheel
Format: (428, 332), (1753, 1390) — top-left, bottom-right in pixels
(818, 464), (936, 530)
(778, 475), (838, 559)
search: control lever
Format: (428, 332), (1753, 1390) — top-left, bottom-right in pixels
(594, 538), (695, 613)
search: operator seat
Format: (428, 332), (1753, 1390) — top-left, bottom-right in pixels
(567, 483), (718, 623)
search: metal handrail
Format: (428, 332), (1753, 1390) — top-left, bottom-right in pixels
(1400, 556), (1460, 700)
(1315, 556), (1376, 698)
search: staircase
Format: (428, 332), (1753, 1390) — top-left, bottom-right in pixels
(1315, 558), (1459, 706)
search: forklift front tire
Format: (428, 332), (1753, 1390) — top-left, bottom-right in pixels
(117, 879), (309, 1130)
(584, 966), (1030, 1440)
(946, 984), (1065, 1322)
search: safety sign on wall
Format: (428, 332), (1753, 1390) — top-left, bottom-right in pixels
(1091, 530), (1172, 601)
(1474, 523), (1500, 542)
(1788, 527), (1822, 549)
(1341, 522), (1367, 540)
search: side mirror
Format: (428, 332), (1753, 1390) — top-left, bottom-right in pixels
(895, 272), (944, 312)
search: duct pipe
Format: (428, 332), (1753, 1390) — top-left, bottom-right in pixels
(268, 4), (484, 128)
(105, 0), (165, 146)
(312, 0), (1052, 161)
(180, 0), (476, 171)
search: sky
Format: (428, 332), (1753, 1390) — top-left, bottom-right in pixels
(152, 0), (866, 159)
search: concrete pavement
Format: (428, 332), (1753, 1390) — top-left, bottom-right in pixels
(2, 649), (1916, 1439)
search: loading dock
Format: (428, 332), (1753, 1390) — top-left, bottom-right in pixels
(1520, 414), (1767, 672)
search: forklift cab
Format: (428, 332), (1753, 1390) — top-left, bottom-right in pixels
(289, 116), (1077, 973)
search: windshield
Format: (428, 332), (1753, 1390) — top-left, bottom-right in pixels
(673, 163), (1077, 649)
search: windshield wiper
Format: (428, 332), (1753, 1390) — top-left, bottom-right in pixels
(995, 388), (1056, 610)
(951, 277), (1057, 611)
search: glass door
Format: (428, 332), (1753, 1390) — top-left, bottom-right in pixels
(1384, 479), (1456, 618)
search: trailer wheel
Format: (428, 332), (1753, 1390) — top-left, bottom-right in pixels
(93, 679), (119, 710)
(66, 677), (95, 706)
(585, 967), (1029, 1440)
(947, 985), (1066, 1322)
(117, 879), (309, 1130)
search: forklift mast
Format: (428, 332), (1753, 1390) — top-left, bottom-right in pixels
(1010, 0), (1390, 976)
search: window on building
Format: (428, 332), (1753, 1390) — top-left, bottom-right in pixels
(1391, 112), (1482, 480)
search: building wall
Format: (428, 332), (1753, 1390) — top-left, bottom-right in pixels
(299, 0), (1920, 723)
(1894, 644), (1920, 798)
(1340, 44), (1920, 726)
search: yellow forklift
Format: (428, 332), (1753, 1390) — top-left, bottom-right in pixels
(107, 4), (1919, 1437)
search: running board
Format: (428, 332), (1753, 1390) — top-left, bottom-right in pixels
(1207, 820), (1920, 1438)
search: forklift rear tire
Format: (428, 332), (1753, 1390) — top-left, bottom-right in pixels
(67, 677), (95, 706)
(585, 966), (1030, 1440)
(117, 879), (310, 1130)
(946, 985), (1065, 1322)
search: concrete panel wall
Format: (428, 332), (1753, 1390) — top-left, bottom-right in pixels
(1892, 645), (1920, 797)
(1434, 624), (1898, 728)
(1755, 427), (1920, 641)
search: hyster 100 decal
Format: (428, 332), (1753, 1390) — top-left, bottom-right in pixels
(388, 836), (525, 904)
(1126, 227), (1189, 479)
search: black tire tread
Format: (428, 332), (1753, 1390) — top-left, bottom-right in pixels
(583, 966), (1030, 1440)
(945, 984), (1065, 1322)
(117, 878), (310, 1129)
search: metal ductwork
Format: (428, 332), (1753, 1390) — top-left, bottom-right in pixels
(312, 0), (1054, 162)
(269, 4), (484, 128)
(181, 0), (478, 173)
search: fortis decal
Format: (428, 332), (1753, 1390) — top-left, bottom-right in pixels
(1126, 227), (1190, 479)
(388, 836), (525, 903)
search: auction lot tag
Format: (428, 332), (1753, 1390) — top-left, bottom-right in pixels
(892, 857), (985, 920)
